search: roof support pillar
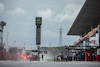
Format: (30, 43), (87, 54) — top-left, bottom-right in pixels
(80, 36), (82, 39)
(98, 22), (100, 47)
(97, 22), (100, 61)
(91, 25), (93, 31)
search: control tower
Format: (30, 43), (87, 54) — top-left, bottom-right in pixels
(0, 21), (6, 51)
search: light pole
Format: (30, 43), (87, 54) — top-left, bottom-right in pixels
(12, 41), (16, 47)
(31, 44), (32, 51)
(7, 32), (9, 52)
(24, 43), (25, 48)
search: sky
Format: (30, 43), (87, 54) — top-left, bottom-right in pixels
(0, 0), (86, 50)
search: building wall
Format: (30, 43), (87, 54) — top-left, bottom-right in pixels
(40, 47), (67, 61)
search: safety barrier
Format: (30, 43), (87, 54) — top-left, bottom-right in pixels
(97, 48), (100, 61)
(0, 51), (21, 61)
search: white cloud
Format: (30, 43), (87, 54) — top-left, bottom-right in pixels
(0, 2), (4, 13)
(37, 8), (53, 19)
(42, 31), (59, 38)
(7, 8), (25, 16)
(55, 2), (82, 22)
